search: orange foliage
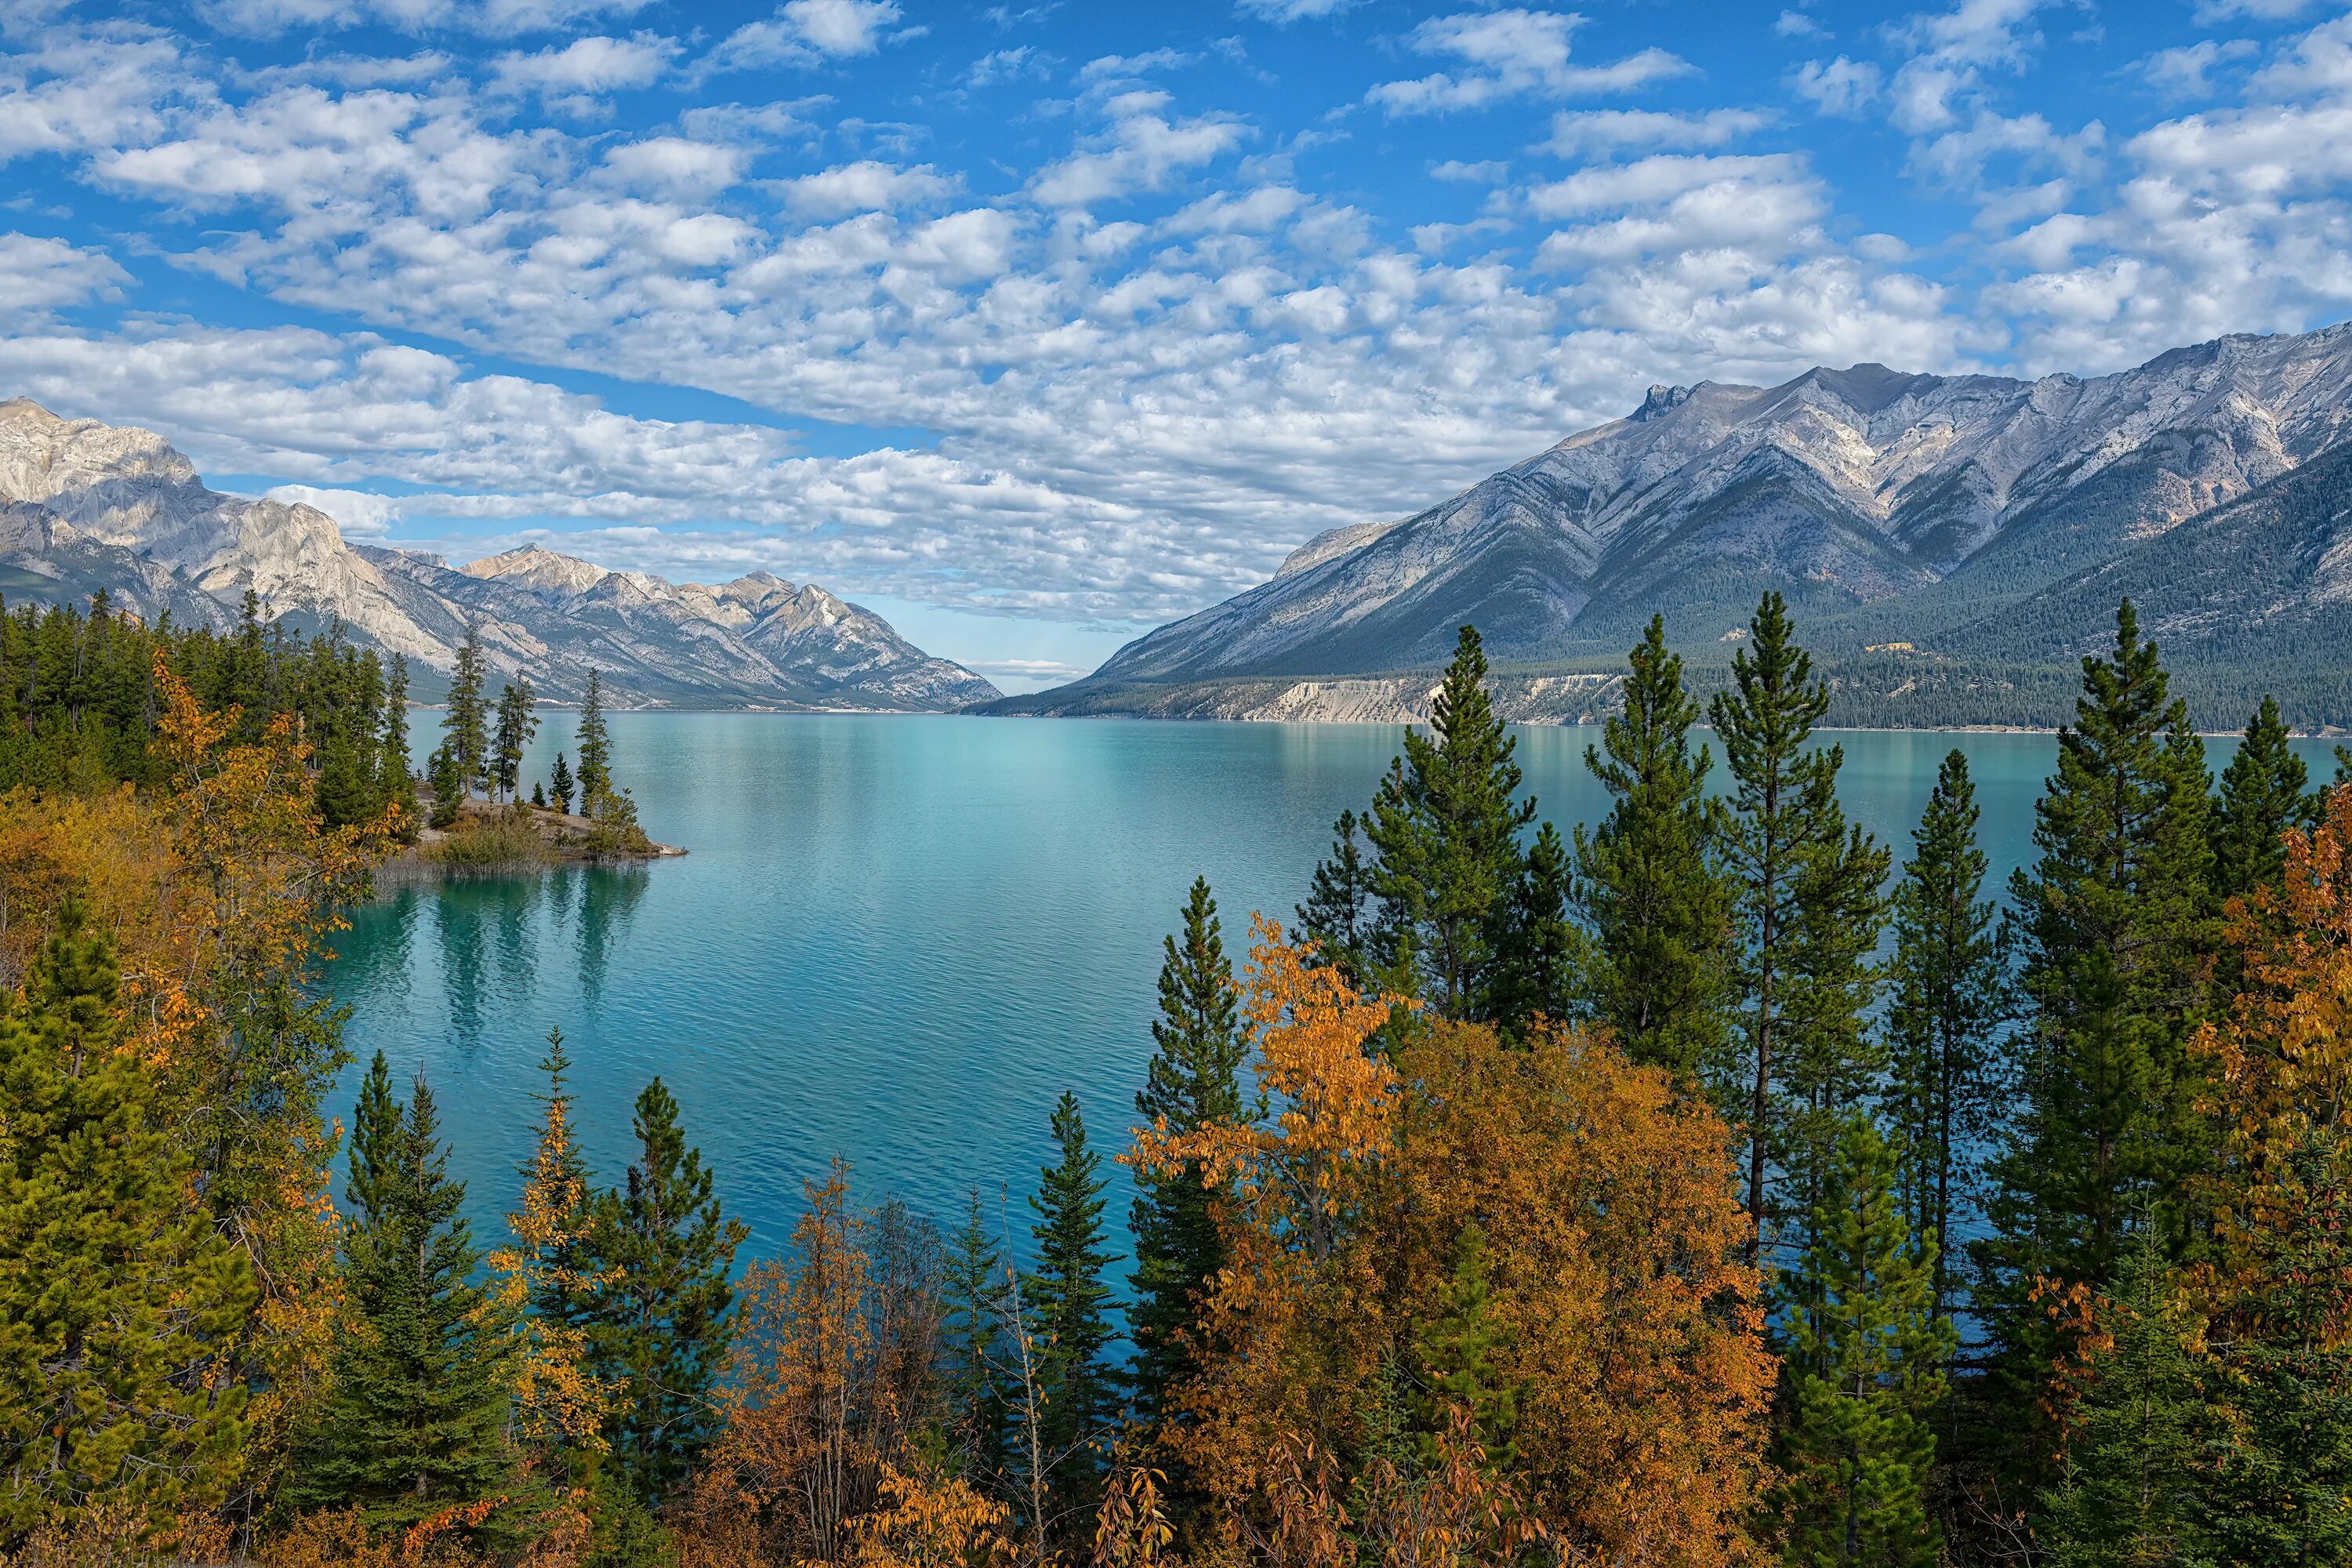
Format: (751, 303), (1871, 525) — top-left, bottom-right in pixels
(488, 1078), (613, 1459)
(1132, 921), (1773, 1568)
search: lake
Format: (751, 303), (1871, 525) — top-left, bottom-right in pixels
(331, 714), (2337, 1264)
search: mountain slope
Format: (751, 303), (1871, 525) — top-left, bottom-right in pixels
(0, 400), (998, 710)
(1035, 321), (2352, 720)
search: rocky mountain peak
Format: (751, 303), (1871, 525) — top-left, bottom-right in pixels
(1633, 383), (1690, 421)
(463, 544), (610, 596)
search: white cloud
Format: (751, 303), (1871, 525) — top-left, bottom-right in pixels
(1774, 9), (1825, 38)
(2144, 39), (2259, 100)
(0, 232), (131, 318)
(702, 0), (905, 75)
(1367, 9), (1691, 116)
(1235, 0), (1356, 22)
(265, 482), (405, 536)
(1030, 91), (1245, 207)
(1791, 56), (1883, 117)
(488, 32), (676, 100)
(1429, 158), (1504, 183)
(196, 0), (657, 37)
(600, 136), (748, 200)
(779, 159), (957, 216)
(1537, 107), (1768, 156)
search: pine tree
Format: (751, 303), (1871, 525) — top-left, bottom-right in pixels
(0, 908), (256, 1537)
(1410, 1221), (1519, 1471)
(1297, 808), (1373, 987)
(314, 729), (376, 827)
(1574, 614), (1733, 1085)
(1486, 820), (1582, 1040)
(582, 1077), (748, 1508)
(1883, 750), (2006, 1331)
(550, 750), (575, 815)
(1976, 600), (2216, 1473)
(293, 1066), (520, 1533)
(493, 676), (538, 804)
(575, 667), (612, 811)
(942, 1187), (1010, 1486)
(426, 742), (463, 829)
(2211, 693), (2313, 905)
(443, 620), (488, 800)
(1773, 1116), (1951, 1568)
(1024, 1091), (1118, 1537)
(380, 653), (419, 840)
(1363, 625), (1537, 1020)
(2035, 1225), (2207, 1568)
(1130, 879), (1247, 1428)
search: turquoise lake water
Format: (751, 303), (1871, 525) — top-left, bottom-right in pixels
(330, 714), (2340, 1263)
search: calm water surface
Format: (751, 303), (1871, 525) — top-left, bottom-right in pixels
(331, 715), (2336, 1261)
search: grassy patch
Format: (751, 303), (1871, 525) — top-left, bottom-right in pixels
(423, 815), (557, 866)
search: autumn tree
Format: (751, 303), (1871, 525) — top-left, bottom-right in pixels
(582, 1076), (749, 1508)
(1130, 878), (1247, 1429)
(1574, 614), (1731, 1086)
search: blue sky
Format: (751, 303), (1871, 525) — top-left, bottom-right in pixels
(3, 0), (2350, 687)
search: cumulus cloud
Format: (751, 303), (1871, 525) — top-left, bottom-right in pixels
(488, 32), (676, 102)
(1030, 90), (1244, 206)
(703, 0), (906, 75)
(779, 159), (957, 216)
(0, 232), (131, 318)
(1537, 108), (1769, 156)
(1367, 9), (1691, 116)
(1791, 56), (1882, 116)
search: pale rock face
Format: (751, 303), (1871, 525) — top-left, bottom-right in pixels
(0, 401), (999, 710)
(1091, 321), (2352, 685)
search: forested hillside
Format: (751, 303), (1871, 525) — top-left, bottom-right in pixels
(2, 595), (2348, 1565)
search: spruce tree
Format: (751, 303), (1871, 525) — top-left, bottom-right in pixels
(1883, 750), (2006, 1330)
(380, 653), (419, 840)
(314, 729), (376, 827)
(293, 1066), (519, 1532)
(942, 1187), (1010, 1486)
(0, 909), (256, 1536)
(493, 676), (538, 804)
(1130, 879), (1246, 1426)
(1297, 808), (1373, 987)
(575, 667), (612, 811)
(1574, 614), (1732, 1085)
(1410, 1221), (1518, 1470)
(550, 750), (575, 815)
(1364, 625), (1537, 1019)
(1976, 600), (2216, 1472)
(426, 742), (463, 829)
(1773, 1116), (1951, 1568)
(2212, 693), (2313, 904)
(1486, 820), (1582, 1040)
(1025, 1091), (1118, 1535)
(2035, 1225), (2207, 1568)
(443, 620), (488, 800)
(582, 1077), (747, 1507)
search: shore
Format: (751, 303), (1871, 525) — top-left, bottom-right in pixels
(382, 798), (685, 880)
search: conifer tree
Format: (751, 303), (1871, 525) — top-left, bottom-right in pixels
(582, 1077), (748, 1508)
(493, 676), (538, 804)
(314, 729), (376, 827)
(942, 1187), (1010, 1486)
(426, 742), (463, 829)
(1976, 600), (2216, 1468)
(443, 620), (488, 800)
(1130, 879), (1247, 1425)
(1364, 625), (1537, 1019)
(0, 908), (256, 1537)
(1297, 808), (1373, 986)
(1773, 1116), (1951, 1568)
(1487, 820), (1581, 1040)
(550, 750), (575, 815)
(575, 667), (612, 810)
(1574, 614), (1732, 1084)
(2211, 693), (2313, 904)
(2034, 1225), (2207, 1568)
(1410, 1221), (1518, 1471)
(1883, 750), (2006, 1330)
(293, 1065), (519, 1532)
(380, 653), (419, 840)
(1025, 1091), (1118, 1535)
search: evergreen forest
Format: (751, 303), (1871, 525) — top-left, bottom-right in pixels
(1, 587), (2348, 1568)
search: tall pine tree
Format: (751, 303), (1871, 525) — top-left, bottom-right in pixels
(1024, 1090), (1118, 1541)
(442, 620), (488, 800)
(1297, 808), (1374, 988)
(582, 1077), (748, 1508)
(1976, 598), (2216, 1478)
(2211, 692), (2313, 905)
(1364, 625), (1536, 1020)
(1574, 614), (1732, 1085)
(1883, 750), (2006, 1331)
(1129, 879), (1247, 1426)
(941, 1186), (1010, 1487)
(1486, 820), (1581, 1040)
(293, 1062), (520, 1534)
(1773, 1116), (1951, 1568)
(575, 667), (613, 811)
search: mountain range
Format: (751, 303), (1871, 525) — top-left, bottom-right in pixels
(996, 321), (2352, 728)
(0, 398), (998, 710)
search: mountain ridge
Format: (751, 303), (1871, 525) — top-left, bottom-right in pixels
(0, 400), (999, 711)
(998, 320), (2352, 727)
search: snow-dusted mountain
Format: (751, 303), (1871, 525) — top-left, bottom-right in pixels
(0, 399), (998, 710)
(1061, 322), (2352, 698)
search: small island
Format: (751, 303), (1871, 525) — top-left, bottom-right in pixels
(404, 794), (684, 869)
